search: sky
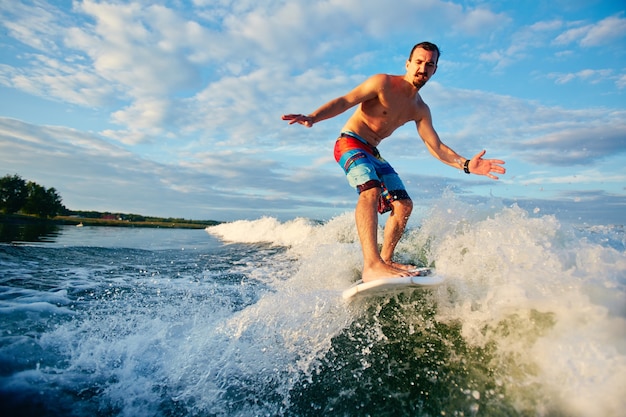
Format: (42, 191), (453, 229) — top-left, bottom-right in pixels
(0, 0), (625, 225)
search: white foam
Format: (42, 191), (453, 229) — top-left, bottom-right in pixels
(205, 196), (626, 415)
(206, 216), (319, 247)
(13, 195), (623, 416)
(414, 194), (626, 416)
(185, 213), (362, 410)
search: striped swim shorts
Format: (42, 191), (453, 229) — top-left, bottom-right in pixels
(334, 130), (410, 214)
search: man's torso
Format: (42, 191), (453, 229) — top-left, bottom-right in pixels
(342, 74), (427, 146)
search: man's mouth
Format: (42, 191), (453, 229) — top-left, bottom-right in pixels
(413, 74), (428, 87)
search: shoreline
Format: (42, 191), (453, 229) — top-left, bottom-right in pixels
(0, 214), (221, 230)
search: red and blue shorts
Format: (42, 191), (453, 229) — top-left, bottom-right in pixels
(334, 131), (410, 214)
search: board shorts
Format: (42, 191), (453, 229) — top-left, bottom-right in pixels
(334, 130), (410, 214)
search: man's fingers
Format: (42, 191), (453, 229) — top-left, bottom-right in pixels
(472, 149), (487, 160)
(281, 114), (302, 123)
(282, 114), (312, 126)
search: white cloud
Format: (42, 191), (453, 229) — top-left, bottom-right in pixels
(554, 13), (626, 47)
(547, 69), (614, 85)
(0, 0), (515, 145)
(455, 7), (510, 35)
(0, 1), (625, 225)
(480, 13), (626, 71)
(477, 18), (564, 70)
(1, 0), (67, 52)
(519, 170), (626, 186)
(518, 121), (626, 165)
(0, 117), (351, 220)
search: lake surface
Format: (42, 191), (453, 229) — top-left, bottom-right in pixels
(1, 200), (624, 416)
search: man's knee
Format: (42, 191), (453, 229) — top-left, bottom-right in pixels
(393, 198), (413, 216)
(359, 187), (381, 201)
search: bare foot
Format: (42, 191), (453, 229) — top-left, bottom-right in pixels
(384, 260), (417, 271)
(362, 261), (415, 283)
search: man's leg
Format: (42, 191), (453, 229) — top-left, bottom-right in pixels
(355, 188), (412, 282)
(380, 198), (413, 268)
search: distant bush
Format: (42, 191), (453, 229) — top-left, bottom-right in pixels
(0, 174), (65, 218)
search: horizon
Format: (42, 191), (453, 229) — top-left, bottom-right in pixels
(1, 1), (625, 225)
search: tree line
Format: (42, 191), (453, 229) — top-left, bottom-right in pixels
(0, 174), (66, 219)
(1, 174), (220, 226)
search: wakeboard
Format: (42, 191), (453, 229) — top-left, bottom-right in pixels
(342, 268), (445, 299)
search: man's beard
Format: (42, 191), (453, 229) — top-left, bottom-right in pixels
(413, 74), (428, 88)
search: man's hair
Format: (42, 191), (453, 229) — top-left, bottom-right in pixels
(409, 42), (440, 63)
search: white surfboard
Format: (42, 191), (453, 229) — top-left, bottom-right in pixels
(342, 268), (445, 299)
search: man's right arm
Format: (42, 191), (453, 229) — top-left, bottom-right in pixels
(281, 96), (352, 127)
(282, 74), (384, 127)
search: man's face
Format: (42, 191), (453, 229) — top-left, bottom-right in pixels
(405, 48), (438, 88)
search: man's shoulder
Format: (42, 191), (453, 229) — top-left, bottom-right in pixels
(370, 73), (403, 80)
(366, 73), (403, 84)
(360, 74), (405, 96)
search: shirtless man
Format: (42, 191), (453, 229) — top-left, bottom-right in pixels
(282, 42), (506, 282)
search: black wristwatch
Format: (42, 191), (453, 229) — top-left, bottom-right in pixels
(463, 159), (471, 174)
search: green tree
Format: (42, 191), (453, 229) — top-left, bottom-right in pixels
(23, 182), (65, 218)
(0, 174), (28, 214)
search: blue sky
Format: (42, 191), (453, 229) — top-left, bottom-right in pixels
(0, 0), (625, 224)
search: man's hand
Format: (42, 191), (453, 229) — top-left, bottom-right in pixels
(282, 114), (314, 127)
(468, 150), (506, 180)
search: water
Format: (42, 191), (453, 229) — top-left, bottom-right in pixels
(1, 195), (624, 416)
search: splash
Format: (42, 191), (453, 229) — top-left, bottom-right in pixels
(206, 194), (626, 416)
(414, 194), (626, 416)
(6, 196), (622, 416)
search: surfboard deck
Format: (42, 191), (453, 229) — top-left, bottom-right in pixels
(342, 268), (445, 299)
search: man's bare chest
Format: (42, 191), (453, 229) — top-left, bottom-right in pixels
(364, 95), (418, 124)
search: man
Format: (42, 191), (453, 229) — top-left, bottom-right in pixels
(282, 42), (506, 282)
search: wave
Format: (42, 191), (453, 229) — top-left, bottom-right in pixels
(205, 193), (626, 416)
(5, 194), (622, 416)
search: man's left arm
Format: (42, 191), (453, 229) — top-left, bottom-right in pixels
(416, 110), (506, 180)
